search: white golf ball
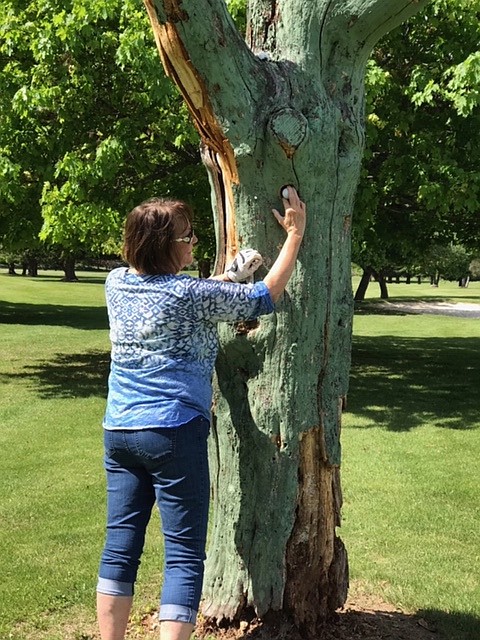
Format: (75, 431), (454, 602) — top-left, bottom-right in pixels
(282, 187), (289, 199)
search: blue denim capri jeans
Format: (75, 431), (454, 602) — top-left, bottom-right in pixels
(97, 415), (210, 625)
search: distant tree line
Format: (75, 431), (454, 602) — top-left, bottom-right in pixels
(1, 0), (479, 287)
(352, 0), (480, 298)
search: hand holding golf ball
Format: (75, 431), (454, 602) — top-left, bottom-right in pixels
(273, 185), (306, 237)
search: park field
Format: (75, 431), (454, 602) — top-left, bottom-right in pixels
(344, 277), (480, 640)
(0, 270), (479, 639)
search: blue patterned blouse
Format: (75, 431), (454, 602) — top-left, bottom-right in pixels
(103, 267), (274, 430)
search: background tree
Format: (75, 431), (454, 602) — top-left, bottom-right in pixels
(143, 0), (430, 635)
(0, 0), (212, 278)
(469, 257), (480, 281)
(420, 242), (474, 286)
(353, 0), (480, 299)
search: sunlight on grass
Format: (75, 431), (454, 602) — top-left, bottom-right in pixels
(0, 272), (163, 639)
(1, 270), (479, 639)
(342, 309), (480, 640)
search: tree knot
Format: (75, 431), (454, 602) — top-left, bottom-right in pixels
(269, 108), (308, 158)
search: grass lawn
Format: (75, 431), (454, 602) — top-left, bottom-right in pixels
(0, 271), (479, 639)
(343, 278), (480, 640)
(0, 271), (163, 640)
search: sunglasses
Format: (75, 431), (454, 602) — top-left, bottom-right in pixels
(173, 229), (195, 244)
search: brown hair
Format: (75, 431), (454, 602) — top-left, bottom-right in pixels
(122, 197), (193, 275)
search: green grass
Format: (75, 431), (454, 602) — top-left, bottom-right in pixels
(342, 281), (480, 640)
(0, 271), (479, 639)
(0, 271), (164, 640)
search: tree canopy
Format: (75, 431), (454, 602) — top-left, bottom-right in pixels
(352, 0), (480, 291)
(2, 0), (478, 282)
(0, 0), (212, 267)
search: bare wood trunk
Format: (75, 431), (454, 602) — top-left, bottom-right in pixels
(284, 429), (348, 630)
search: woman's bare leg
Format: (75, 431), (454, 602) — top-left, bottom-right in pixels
(160, 621), (195, 640)
(97, 593), (133, 640)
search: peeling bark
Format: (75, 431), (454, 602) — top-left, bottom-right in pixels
(144, 0), (240, 264)
(284, 427), (348, 635)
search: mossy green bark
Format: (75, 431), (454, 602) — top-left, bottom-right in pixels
(144, 0), (431, 634)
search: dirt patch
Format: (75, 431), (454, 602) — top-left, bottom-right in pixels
(133, 591), (440, 640)
(356, 300), (480, 318)
(381, 301), (480, 318)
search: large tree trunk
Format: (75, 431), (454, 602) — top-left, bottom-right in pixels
(354, 266), (375, 301)
(22, 257), (38, 277)
(62, 254), (78, 282)
(378, 269), (389, 299)
(143, 0), (430, 635)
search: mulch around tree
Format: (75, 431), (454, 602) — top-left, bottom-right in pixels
(135, 592), (440, 640)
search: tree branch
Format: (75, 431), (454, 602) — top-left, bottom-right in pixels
(320, 0), (431, 70)
(144, 0), (261, 154)
(354, 0), (432, 59)
(248, 0), (324, 71)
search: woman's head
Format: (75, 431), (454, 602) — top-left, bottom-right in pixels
(123, 198), (197, 275)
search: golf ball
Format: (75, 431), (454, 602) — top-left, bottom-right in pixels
(282, 187), (289, 199)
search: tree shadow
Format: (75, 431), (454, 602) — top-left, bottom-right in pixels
(196, 604), (480, 640)
(347, 334), (479, 431)
(0, 349), (110, 399)
(0, 301), (108, 330)
(416, 608), (480, 640)
(4, 272), (109, 285)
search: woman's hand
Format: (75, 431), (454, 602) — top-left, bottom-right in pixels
(263, 185), (307, 302)
(226, 248), (263, 282)
(272, 186), (306, 239)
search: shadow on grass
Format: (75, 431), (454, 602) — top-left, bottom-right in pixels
(348, 334), (479, 431)
(0, 301), (107, 330)
(417, 608), (480, 640)
(0, 349), (110, 399)
(3, 272), (108, 285)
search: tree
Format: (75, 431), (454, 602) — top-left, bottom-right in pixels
(0, 0), (211, 278)
(420, 242), (473, 286)
(143, 0), (430, 634)
(352, 0), (480, 299)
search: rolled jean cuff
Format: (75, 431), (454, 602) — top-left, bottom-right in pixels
(159, 604), (197, 624)
(97, 577), (134, 597)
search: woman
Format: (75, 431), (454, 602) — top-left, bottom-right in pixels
(97, 187), (306, 640)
